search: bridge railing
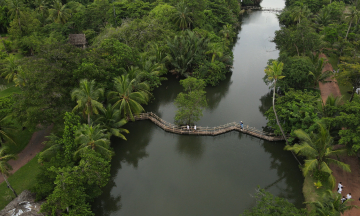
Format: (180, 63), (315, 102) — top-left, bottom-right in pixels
(135, 112), (281, 137)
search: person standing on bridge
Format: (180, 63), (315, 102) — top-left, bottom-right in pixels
(194, 125), (197, 130)
(187, 125), (190, 131)
(240, 121), (244, 130)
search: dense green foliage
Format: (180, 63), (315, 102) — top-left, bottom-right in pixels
(174, 77), (207, 125)
(241, 188), (308, 216)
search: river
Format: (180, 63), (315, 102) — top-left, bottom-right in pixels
(92, 0), (304, 215)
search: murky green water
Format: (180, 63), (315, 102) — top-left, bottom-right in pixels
(93, 1), (304, 215)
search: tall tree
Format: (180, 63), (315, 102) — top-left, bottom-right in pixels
(74, 124), (113, 160)
(7, 0), (24, 31)
(264, 61), (288, 145)
(107, 75), (148, 121)
(284, 122), (350, 187)
(172, 1), (192, 30)
(174, 77), (207, 125)
(71, 79), (104, 126)
(337, 56), (360, 102)
(1, 55), (21, 82)
(95, 104), (129, 140)
(291, 3), (311, 24)
(0, 146), (17, 197)
(49, 0), (71, 24)
(344, 6), (360, 40)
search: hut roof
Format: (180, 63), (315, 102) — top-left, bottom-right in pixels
(69, 34), (86, 45)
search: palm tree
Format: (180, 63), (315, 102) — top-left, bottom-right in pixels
(316, 7), (332, 27)
(205, 43), (224, 63)
(34, 0), (48, 15)
(220, 24), (234, 41)
(318, 94), (343, 118)
(264, 61), (288, 145)
(95, 105), (129, 140)
(74, 124), (113, 160)
(71, 79), (105, 126)
(308, 53), (332, 88)
(306, 190), (357, 215)
(291, 3), (311, 24)
(284, 122), (350, 187)
(38, 133), (61, 163)
(172, 1), (192, 30)
(107, 75), (148, 121)
(0, 146), (17, 197)
(49, 0), (71, 24)
(0, 115), (17, 146)
(1, 55), (21, 82)
(7, 0), (24, 31)
(344, 7), (360, 40)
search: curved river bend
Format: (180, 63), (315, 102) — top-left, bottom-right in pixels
(93, 0), (304, 215)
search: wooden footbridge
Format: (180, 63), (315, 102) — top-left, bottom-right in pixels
(242, 6), (283, 13)
(134, 112), (286, 142)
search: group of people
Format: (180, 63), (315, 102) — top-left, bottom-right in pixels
(338, 182), (352, 203)
(186, 125), (196, 131)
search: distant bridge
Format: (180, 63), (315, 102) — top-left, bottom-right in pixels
(134, 112), (286, 142)
(242, 6), (283, 13)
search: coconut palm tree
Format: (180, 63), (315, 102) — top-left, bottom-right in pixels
(74, 124), (113, 160)
(308, 54), (332, 88)
(49, 0), (71, 24)
(318, 94), (343, 118)
(1, 55), (21, 82)
(284, 122), (350, 187)
(172, 1), (192, 30)
(95, 105), (129, 140)
(71, 79), (104, 126)
(7, 0), (24, 31)
(0, 146), (17, 197)
(344, 7), (360, 40)
(264, 61), (288, 145)
(0, 115), (17, 146)
(34, 0), (48, 15)
(291, 3), (311, 24)
(219, 24), (235, 42)
(107, 75), (148, 121)
(205, 43), (224, 63)
(316, 6), (332, 27)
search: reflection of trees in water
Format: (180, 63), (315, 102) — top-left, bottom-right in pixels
(145, 74), (182, 117)
(176, 135), (204, 162)
(206, 73), (233, 110)
(258, 91), (272, 116)
(91, 121), (154, 214)
(260, 140), (305, 208)
(92, 179), (122, 216)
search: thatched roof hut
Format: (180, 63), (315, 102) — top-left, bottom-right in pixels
(68, 34), (86, 48)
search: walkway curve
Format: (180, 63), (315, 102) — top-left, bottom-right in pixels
(134, 112), (286, 141)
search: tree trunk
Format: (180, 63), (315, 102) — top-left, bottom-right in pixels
(88, 113), (91, 126)
(0, 35), (9, 56)
(113, 0), (117, 26)
(349, 86), (356, 102)
(345, 20), (352, 40)
(18, 19), (22, 32)
(272, 82), (302, 165)
(2, 174), (17, 197)
(272, 82), (288, 146)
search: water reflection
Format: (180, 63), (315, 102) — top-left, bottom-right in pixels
(258, 91), (273, 116)
(176, 135), (204, 162)
(92, 179), (122, 216)
(206, 73), (233, 111)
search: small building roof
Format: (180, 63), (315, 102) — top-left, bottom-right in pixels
(69, 34), (86, 45)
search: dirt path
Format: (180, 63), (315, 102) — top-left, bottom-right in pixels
(318, 54), (360, 215)
(0, 125), (53, 184)
(318, 53), (341, 103)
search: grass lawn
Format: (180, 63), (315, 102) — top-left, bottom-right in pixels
(339, 84), (353, 102)
(0, 155), (41, 210)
